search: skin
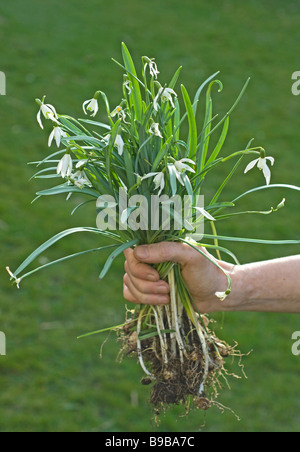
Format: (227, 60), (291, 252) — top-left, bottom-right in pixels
(123, 242), (300, 314)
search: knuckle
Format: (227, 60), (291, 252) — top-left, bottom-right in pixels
(159, 242), (173, 261)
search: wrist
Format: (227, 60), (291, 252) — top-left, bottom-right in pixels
(222, 264), (251, 311)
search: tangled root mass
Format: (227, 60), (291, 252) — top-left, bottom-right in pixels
(120, 308), (239, 414)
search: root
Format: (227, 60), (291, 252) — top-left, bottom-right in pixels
(118, 265), (244, 417)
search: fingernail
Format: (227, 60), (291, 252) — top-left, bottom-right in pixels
(158, 295), (169, 305)
(157, 284), (169, 294)
(147, 274), (157, 282)
(135, 246), (149, 260)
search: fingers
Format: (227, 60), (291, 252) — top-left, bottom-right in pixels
(123, 248), (170, 305)
(124, 248), (160, 282)
(133, 242), (194, 266)
(123, 274), (170, 305)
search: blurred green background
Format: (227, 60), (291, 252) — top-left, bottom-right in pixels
(1, 0), (300, 432)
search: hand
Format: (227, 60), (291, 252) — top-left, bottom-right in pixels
(123, 242), (234, 313)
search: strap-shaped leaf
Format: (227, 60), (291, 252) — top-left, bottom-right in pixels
(14, 227), (119, 277)
(99, 238), (139, 279)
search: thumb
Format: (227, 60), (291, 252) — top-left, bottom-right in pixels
(134, 242), (193, 266)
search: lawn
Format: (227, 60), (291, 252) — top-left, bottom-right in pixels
(0, 0), (300, 432)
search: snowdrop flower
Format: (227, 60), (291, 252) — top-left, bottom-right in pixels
(171, 158), (196, 186)
(6, 267), (21, 289)
(142, 172), (165, 196)
(57, 151), (73, 178)
(48, 126), (67, 148)
(83, 92), (100, 117)
(73, 170), (92, 188)
(153, 87), (177, 111)
(105, 134), (125, 156)
(149, 60), (160, 79)
(111, 105), (127, 122)
(244, 152), (275, 185)
(143, 56), (160, 79)
(149, 122), (163, 138)
(123, 79), (132, 95)
(36, 97), (58, 129)
(71, 160), (92, 188)
(215, 291), (230, 302)
(174, 158), (196, 175)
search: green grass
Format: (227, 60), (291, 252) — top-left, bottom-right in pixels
(1, 0), (300, 432)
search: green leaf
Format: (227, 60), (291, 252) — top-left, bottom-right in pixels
(206, 116), (229, 165)
(14, 227), (119, 277)
(18, 245), (117, 282)
(121, 42), (143, 121)
(36, 184), (100, 199)
(192, 71), (220, 116)
(152, 135), (173, 172)
(99, 238), (139, 279)
(77, 323), (127, 339)
(232, 184), (300, 203)
(207, 77), (250, 139)
(181, 84), (197, 160)
(202, 233), (300, 246)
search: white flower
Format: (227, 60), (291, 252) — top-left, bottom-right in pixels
(6, 267), (21, 289)
(111, 105), (127, 122)
(48, 126), (67, 148)
(149, 60), (160, 79)
(215, 291), (228, 302)
(174, 158), (196, 174)
(83, 97), (99, 117)
(153, 87), (177, 111)
(149, 122), (163, 138)
(73, 170), (92, 188)
(244, 155), (275, 185)
(57, 152), (73, 178)
(142, 171), (165, 196)
(171, 158), (195, 186)
(123, 79), (132, 95)
(36, 98), (58, 129)
(105, 134), (125, 156)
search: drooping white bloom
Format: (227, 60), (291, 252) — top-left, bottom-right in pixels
(82, 97), (99, 117)
(149, 60), (160, 79)
(57, 152), (73, 178)
(244, 155), (275, 185)
(48, 126), (67, 148)
(174, 158), (196, 175)
(115, 135), (124, 156)
(142, 171), (165, 196)
(171, 158), (196, 186)
(215, 291), (228, 301)
(73, 170), (92, 188)
(153, 87), (177, 111)
(123, 79), (132, 95)
(111, 105), (126, 122)
(149, 122), (163, 138)
(36, 98), (58, 129)
(6, 267), (21, 289)
(104, 134), (125, 156)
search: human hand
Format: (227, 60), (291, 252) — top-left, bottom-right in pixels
(123, 242), (234, 313)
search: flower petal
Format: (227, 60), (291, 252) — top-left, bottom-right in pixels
(266, 156), (275, 166)
(262, 161), (271, 185)
(244, 158), (259, 174)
